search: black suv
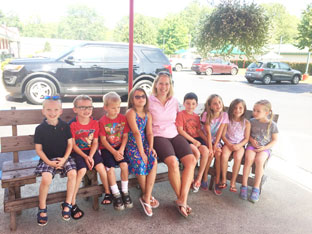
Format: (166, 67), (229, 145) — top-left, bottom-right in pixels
(2, 42), (172, 104)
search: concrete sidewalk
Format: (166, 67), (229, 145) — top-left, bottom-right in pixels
(0, 158), (311, 234)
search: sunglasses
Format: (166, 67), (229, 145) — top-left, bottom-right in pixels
(43, 95), (60, 100)
(157, 71), (170, 76)
(134, 95), (146, 100)
(76, 106), (94, 110)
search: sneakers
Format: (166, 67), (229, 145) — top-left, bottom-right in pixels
(200, 181), (208, 191)
(249, 187), (260, 203)
(121, 191), (133, 208)
(113, 193), (125, 211)
(240, 186), (248, 200)
(213, 184), (222, 195)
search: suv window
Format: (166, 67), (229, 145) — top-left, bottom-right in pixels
(103, 47), (137, 62)
(193, 58), (201, 64)
(71, 45), (105, 62)
(248, 62), (263, 68)
(266, 62), (279, 69)
(279, 62), (290, 70)
(142, 49), (167, 63)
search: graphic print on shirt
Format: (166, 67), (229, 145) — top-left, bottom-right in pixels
(75, 129), (95, 149)
(185, 118), (198, 137)
(104, 122), (126, 147)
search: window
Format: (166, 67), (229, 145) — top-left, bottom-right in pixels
(279, 62), (290, 70)
(103, 47), (135, 62)
(142, 49), (168, 63)
(71, 46), (105, 62)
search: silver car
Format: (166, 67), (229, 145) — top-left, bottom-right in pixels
(245, 61), (302, 85)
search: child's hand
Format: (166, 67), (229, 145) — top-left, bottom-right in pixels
(254, 146), (265, 152)
(141, 152), (148, 165)
(88, 157), (94, 170)
(193, 140), (201, 148)
(56, 157), (66, 169)
(232, 144), (240, 151)
(250, 138), (259, 148)
(149, 148), (157, 158)
(48, 160), (59, 169)
(113, 150), (124, 161)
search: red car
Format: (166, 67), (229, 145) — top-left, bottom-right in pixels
(191, 58), (238, 75)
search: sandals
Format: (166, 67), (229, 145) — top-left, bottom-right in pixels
(113, 193), (125, 211)
(101, 193), (113, 205)
(37, 207), (48, 226)
(139, 197), (153, 217)
(230, 186), (237, 193)
(121, 192), (133, 208)
(61, 202), (72, 221)
(219, 183), (227, 189)
(200, 181), (208, 191)
(71, 204), (84, 220)
(175, 202), (192, 218)
(192, 181), (200, 193)
(150, 196), (160, 209)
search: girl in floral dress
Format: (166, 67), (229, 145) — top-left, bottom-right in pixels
(125, 87), (158, 217)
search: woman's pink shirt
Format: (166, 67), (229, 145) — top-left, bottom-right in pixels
(148, 95), (179, 138)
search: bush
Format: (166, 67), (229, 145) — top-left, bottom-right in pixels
(0, 58), (12, 71)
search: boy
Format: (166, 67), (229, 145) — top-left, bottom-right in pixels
(69, 95), (111, 219)
(175, 92), (211, 192)
(99, 92), (133, 211)
(34, 95), (77, 226)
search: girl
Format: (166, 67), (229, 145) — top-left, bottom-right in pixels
(199, 94), (229, 195)
(220, 99), (250, 193)
(125, 87), (158, 217)
(240, 100), (278, 203)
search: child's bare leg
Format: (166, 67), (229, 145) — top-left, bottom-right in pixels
(65, 169), (77, 205)
(107, 167), (117, 187)
(202, 157), (212, 183)
(194, 145), (208, 186)
(144, 160), (157, 201)
(221, 145), (232, 185)
(242, 150), (256, 187)
(214, 151), (222, 184)
(71, 168), (87, 206)
(95, 163), (110, 194)
(39, 172), (52, 218)
(119, 162), (129, 186)
(230, 148), (244, 187)
(190, 144), (200, 161)
(253, 151), (269, 188)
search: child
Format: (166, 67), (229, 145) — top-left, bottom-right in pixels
(69, 95), (111, 219)
(199, 94), (229, 195)
(99, 92), (133, 211)
(221, 99), (250, 193)
(240, 100), (278, 203)
(125, 87), (158, 217)
(34, 96), (77, 226)
(176, 92), (209, 193)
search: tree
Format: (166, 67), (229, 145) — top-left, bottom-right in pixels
(296, 4), (312, 52)
(58, 5), (108, 40)
(261, 3), (299, 44)
(22, 16), (58, 38)
(157, 15), (189, 55)
(113, 14), (159, 45)
(0, 10), (23, 31)
(196, 0), (269, 58)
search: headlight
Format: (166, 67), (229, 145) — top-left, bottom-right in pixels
(4, 64), (24, 72)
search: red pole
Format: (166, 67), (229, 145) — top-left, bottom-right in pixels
(128, 0), (134, 93)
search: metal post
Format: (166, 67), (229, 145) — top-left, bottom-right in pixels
(128, 0), (134, 93)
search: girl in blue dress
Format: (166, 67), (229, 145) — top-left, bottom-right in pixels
(125, 87), (158, 217)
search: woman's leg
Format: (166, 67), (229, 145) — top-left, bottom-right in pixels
(253, 151), (269, 188)
(230, 147), (244, 188)
(164, 156), (181, 197)
(221, 145), (232, 185)
(242, 150), (256, 187)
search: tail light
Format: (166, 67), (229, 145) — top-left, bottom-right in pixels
(255, 68), (264, 72)
(164, 64), (172, 74)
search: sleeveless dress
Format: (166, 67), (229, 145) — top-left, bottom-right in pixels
(126, 113), (155, 175)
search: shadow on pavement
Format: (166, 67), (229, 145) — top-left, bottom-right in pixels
(240, 82), (312, 94)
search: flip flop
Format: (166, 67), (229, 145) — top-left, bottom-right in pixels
(150, 196), (160, 209)
(175, 201), (192, 218)
(229, 186), (237, 193)
(219, 183), (228, 189)
(139, 197), (153, 217)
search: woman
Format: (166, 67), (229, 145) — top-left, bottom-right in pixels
(148, 71), (197, 218)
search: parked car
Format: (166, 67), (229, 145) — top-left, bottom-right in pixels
(170, 54), (201, 72)
(245, 61), (302, 85)
(2, 42), (172, 104)
(191, 58), (238, 75)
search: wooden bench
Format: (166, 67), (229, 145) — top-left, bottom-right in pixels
(0, 106), (168, 231)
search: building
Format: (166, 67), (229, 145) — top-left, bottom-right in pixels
(0, 25), (20, 60)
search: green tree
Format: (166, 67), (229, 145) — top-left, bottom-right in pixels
(157, 15), (189, 55)
(261, 3), (299, 44)
(43, 41), (51, 52)
(22, 16), (58, 38)
(196, 0), (269, 58)
(113, 14), (159, 45)
(296, 4), (312, 52)
(0, 10), (22, 31)
(58, 5), (108, 40)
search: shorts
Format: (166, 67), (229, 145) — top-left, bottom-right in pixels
(71, 150), (103, 170)
(101, 146), (129, 168)
(246, 145), (271, 157)
(187, 137), (206, 146)
(154, 135), (193, 162)
(34, 157), (76, 178)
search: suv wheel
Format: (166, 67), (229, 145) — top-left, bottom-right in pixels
(134, 79), (153, 95)
(291, 75), (300, 84)
(231, 68), (238, 75)
(175, 64), (182, 72)
(246, 78), (254, 83)
(25, 78), (57, 105)
(196, 72), (201, 75)
(205, 68), (213, 76)
(262, 75), (271, 85)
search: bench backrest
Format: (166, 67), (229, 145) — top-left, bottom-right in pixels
(0, 105), (278, 162)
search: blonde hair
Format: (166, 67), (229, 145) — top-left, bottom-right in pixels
(228, 98), (246, 123)
(201, 94), (224, 125)
(151, 72), (174, 99)
(127, 87), (149, 113)
(255, 99), (273, 139)
(103, 92), (121, 106)
(73, 95), (92, 107)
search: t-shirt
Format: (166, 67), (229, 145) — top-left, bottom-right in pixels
(176, 110), (200, 138)
(99, 113), (129, 148)
(201, 111), (229, 143)
(34, 118), (72, 160)
(69, 117), (99, 151)
(148, 95), (179, 138)
(226, 119), (246, 144)
(248, 118), (278, 148)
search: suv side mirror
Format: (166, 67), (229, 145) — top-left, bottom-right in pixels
(65, 56), (75, 65)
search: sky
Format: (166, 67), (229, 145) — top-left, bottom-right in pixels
(1, 0), (310, 28)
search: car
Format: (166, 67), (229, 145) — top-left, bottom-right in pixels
(191, 58), (238, 75)
(2, 42), (172, 104)
(245, 61), (302, 85)
(170, 54), (201, 72)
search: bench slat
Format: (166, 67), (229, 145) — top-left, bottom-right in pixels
(1, 135), (35, 153)
(1, 168), (37, 188)
(2, 160), (38, 172)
